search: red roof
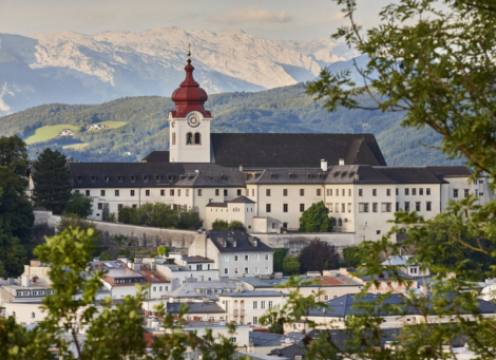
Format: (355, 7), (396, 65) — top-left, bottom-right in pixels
(171, 58), (211, 118)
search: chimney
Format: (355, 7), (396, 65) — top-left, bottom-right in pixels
(320, 159), (328, 172)
(338, 158), (345, 166)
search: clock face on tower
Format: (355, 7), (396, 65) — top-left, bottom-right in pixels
(186, 111), (201, 128)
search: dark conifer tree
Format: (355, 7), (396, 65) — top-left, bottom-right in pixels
(32, 149), (72, 214)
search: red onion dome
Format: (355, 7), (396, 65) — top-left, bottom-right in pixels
(171, 58), (211, 117)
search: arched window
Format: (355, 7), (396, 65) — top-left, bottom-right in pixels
(338, 218), (343, 227)
(186, 132), (193, 144)
(171, 132), (176, 145)
(194, 132), (201, 144)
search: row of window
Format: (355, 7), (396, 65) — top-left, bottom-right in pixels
(81, 188), (243, 198)
(223, 266), (269, 275)
(328, 202), (352, 213)
(225, 254), (270, 262)
(265, 188), (320, 197)
(326, 188), (352, 197)
(265, 203), (306, 213)
(358, 201), (432, 213)
(252, 300), (273, 310)
(358, 187), (432, 197)
(452, 188), (473, 198)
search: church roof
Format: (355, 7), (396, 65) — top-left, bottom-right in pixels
(210, 133), (386, 168)
(143, 133), (386, 168)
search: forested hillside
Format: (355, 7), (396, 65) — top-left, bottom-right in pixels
(0, 83), (461, 166)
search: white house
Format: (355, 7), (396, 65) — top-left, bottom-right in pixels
(218, 290), (287, 326)
(188, 231), (274, 278)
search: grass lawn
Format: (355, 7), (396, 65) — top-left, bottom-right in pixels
(25, 124), (80, 144)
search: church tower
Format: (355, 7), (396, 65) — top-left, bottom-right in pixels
(169, 55), (212, 163)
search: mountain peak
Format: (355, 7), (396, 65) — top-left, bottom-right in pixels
(0, 27), (350, 115)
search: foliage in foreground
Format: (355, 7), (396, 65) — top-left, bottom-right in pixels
(0, 227), (237, 359)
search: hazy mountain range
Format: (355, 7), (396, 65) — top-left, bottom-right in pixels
(0, 27), (358, 115)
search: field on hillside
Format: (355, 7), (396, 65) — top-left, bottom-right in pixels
(25, 124), (80, 145)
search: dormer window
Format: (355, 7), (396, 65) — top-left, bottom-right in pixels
(105, 176), (110, 183)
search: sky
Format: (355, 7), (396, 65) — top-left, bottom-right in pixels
(0, 0), (391, 41)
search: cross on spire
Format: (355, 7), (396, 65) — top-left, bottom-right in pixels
(187, 43), (191, 58)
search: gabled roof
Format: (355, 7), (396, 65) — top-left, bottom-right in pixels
(228, 195), (255, 204)
(210, 133), (387, 168)
(208, 231), (273, 253)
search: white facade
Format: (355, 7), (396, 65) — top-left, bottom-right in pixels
(218, 291), (287, 326)
(77, 168), (492, 242)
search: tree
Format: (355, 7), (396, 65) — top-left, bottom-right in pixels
(0, 136), (33, 277)
(157, 245), (169, 257)
(299, 240), (340, 274)
(299, 201), (333, 233)
(342, 245), (363, 268)
(118, 203), (202, 230)
(273, 248), (289, 273)
(228, 221), (246, 232)
(0, 135), (29, 177)
(64, 192), (92, 218)
(32, 148), (72, 214)
(211, 219), (229, 231)
(282, 255), (300, 275)
(297, 0), (496, 357)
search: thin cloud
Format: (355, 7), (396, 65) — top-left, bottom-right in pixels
(217, 8), (293, 24)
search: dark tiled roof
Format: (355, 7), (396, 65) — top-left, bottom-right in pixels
(307, 293), (496, 318)
(426, 166), (472, 178)
(142, 151), (170, 163)
(325, 165), (447, 185)
(246, 168), (327, 185)
(166, 302), (225, 314)
(183, 256), (214, 264)
(211, 133), (386, 168)
(70, 162), (245, 188)
(307, 293), (415, 318)
(208, 230), (273, 253)
(228, 195), (255, 204)
(206, 202), (228, 208)
(140, 133), (386, 168)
